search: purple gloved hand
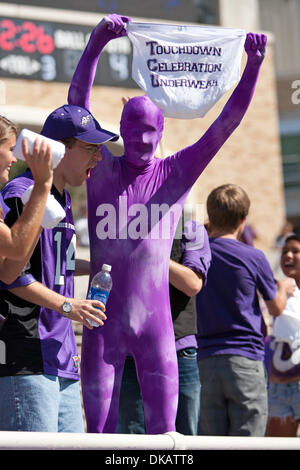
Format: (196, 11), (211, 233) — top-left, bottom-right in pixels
(106, 14), (130, 35)
(244, 33), (267, 66)
(93, 14), (131, 43)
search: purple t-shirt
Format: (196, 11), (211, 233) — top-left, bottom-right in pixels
(0, 170), (79, 379)
(175, 220), (211, 351)
(196, 237), (277, 361)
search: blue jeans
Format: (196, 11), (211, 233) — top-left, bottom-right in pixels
(176, 347), (201, 435)
(117, 348), (200, 435)
(0, 374), (84, 432)
(268, 382), (300, 419)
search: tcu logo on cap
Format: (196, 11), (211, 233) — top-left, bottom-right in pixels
(81, 115), (92, 126)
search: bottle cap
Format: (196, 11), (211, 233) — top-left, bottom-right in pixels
(102, 264), (112, 272)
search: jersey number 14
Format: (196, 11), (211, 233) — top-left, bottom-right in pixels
(54, 232), (76, 286)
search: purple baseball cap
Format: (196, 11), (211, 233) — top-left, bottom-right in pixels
(41, 104), (119, 144)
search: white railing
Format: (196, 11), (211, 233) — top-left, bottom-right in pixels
(0, 431), (300, 450)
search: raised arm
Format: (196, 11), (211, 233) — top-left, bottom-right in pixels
(0, 138), (53, 283)
(173, 33), (267, 187)
(68, 14), (130, 111)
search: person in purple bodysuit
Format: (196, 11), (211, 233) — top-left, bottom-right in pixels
(67, 14), (267, 434)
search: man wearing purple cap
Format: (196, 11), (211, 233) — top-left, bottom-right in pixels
(0, 104), (117, 432)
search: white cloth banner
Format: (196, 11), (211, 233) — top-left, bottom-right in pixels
(127, 22), (246, 119)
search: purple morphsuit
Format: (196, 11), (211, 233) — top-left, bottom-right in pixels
(68, 15), (267, 434)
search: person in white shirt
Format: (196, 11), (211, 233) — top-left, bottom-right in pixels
(267, 234), (300, 436)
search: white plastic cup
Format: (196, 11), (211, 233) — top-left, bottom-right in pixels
(14, 129), (65, 169)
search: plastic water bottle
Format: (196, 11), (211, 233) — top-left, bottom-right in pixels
(87, 264), (112, 327)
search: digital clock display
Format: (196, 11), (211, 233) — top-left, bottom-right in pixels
(0, 19), (54, 54)
(0, 17), (135, 87)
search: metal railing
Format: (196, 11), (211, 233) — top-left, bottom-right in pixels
(0, 431), (300, 450)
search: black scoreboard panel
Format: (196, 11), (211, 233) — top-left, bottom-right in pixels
(0, 1), (219, 84)
(0, 17), (135, 86)
(12, 1), (219, 24)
